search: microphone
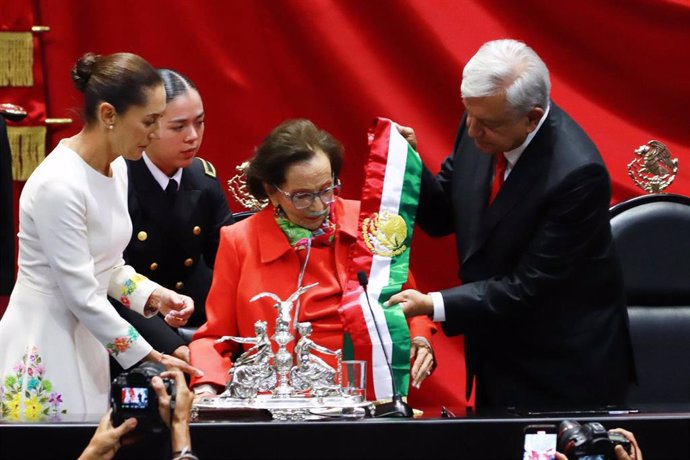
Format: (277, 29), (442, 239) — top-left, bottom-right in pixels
(357, 270), (413, 418)
(356, 270), (368, 288)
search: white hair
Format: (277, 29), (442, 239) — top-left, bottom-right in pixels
(460, 39), (550, 116)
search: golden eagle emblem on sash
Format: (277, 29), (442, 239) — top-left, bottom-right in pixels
(362, 211), (407, 257)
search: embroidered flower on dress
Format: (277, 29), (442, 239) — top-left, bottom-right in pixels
(24, 395), (43, 421)
(119, 274), (149, 308)
(114, 337), (130, 353)
(0, 347), (65, 421)
(5, 394), (21, 420)
(105, 326), (141, 357)
(48, 392), (62, 408)
(27, 377), (39, 391)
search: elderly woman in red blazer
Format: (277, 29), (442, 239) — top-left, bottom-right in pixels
(190, 119), (435, 396)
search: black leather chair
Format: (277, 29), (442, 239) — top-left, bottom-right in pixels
(610, 193), (690, 405)
(177, 209), (259, 343)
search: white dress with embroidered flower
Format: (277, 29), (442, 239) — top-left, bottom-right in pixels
(0, 142), (160, 420)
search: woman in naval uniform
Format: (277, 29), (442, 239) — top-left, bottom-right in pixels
(112, 69), (234, 365)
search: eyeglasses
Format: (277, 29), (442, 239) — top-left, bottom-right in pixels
(273, 180), (341, 210)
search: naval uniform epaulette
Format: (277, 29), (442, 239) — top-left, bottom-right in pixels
(197, 157), (216, 178)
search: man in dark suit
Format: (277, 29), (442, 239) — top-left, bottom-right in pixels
(388, 39), (634, 411)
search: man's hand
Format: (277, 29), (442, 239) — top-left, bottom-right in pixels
(148, 287), (194, 327)
(78, 410), (137, 460)
(393, 122), (418, 151)
(385, 289), (434, 318)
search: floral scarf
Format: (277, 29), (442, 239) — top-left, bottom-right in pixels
(275, 204), (336, 251)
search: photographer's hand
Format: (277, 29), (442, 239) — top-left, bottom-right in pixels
(79, 409), (137, 460)
(610, 428), (643, 460)
(152, 368), (195, 455)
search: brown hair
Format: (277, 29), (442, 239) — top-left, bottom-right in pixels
(246, 119), (344, 200)
(71, 52), (162, 125)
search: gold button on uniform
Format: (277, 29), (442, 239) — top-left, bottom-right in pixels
(175, 281), (184, 290)
(149, 262), (158, 271)
(192, 226), (201, 235)
(184, 258), (194, 267)
(137, 231), (148, 241)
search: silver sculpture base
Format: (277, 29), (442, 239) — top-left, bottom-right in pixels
(194, 394), (373, 421)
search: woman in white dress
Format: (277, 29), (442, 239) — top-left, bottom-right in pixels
(0, 52), (202, 421)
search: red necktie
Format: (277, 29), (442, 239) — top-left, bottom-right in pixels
(489, 153), (507, 205)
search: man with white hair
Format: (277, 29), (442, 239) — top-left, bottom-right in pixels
(390, 39), (635, 411)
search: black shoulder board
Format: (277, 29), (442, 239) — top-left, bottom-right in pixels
(197, 158), (216, 178)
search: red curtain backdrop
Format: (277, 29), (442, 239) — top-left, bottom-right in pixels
(3, 0), (690, 411)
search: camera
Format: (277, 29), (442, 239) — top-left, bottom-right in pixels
(110, 361), (174, 431)
(557, 420), (632, 460)
(523, 424), (558, 460)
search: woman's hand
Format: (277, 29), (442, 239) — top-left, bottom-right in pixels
(146, 351), (204, 378)
(147, 287), (194, 327)
(78, 409), (137, 460)
(410, 338), (435, 388)
(172, 345), (191, 363)
(192, 383), (220, 402)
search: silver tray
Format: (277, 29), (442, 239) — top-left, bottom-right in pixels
(194, 394), (374, 420)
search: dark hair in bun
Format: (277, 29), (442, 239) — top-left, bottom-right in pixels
(70, 52), (100, 92)
(70, 52), (162, 125)
(158, 68), (198, 103)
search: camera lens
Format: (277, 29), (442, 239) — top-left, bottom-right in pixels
(557, 420), (592, 456)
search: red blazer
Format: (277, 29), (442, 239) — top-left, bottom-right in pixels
(190, 198), (435, 388)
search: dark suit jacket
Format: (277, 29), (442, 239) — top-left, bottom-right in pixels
(417, 103), (635, 410)
(114, 157), (233, 356)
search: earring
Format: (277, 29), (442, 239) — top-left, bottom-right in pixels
(108, 124), (114, 130)
(273, 203), (282, 217)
